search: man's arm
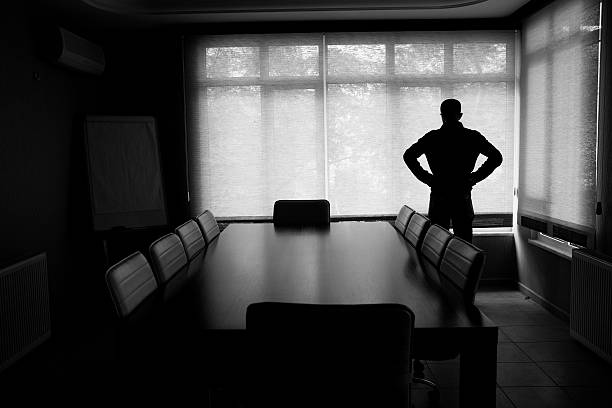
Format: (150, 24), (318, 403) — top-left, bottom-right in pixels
(403, 137), (434, 187)
(469, 134), (503, 185)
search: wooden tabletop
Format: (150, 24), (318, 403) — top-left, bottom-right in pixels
(180, 221), (494, 331)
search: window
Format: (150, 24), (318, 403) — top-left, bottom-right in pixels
(518, 0), (601, 247)
(184, 32), (515, 218)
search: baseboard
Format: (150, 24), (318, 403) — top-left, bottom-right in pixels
(518, 282), (569, 323)
(570, 330), (612, 366)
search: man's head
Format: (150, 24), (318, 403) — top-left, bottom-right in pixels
(440, 99), (463, 123)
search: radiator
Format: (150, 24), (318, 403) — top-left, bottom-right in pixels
(0, 253), (51, 372)
(570, 249), (612, 364)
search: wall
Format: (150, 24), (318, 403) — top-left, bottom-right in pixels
(514, 227), (571, 317)
(0, 4), (106, 330)
(100, 31), (188, 225)
(474, 234), (517, 283)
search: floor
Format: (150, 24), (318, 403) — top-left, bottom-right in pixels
(2, 288), (611, 406)
(412, 288), (612, 408)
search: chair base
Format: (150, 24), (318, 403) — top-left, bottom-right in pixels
(413, 361), (441, 407)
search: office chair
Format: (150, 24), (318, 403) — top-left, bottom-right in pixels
(246, 302), (415, 408)
(105, 251), (163, 387)
(412, 225), (453, 398)
(420, 224), (454, 281)
(175, 219), (206, 261)
(404, 212), (431, 249)
(195, 209), (221, 245)
(395, 205), (416, 235)
(105, 251), (158, 318)
(272, 199), (330, 227)
(439, 236), (486, 305)
(413, 236), (486, 403)
(149, 233), (188, 284)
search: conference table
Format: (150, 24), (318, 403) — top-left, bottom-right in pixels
(168, 221), (498, 407)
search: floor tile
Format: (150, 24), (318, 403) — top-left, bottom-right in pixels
(497, 363), (555, 387)
(428, 363), (460, 387)
(501, 326), (571, 342)
(498, 330), (512, 343)
(496, 387), (514, 408)
(516, 341), (598, 362)
(498, 343), (532, 362)
(478, 301), (544, 313)
(476, 291), (527, 303)
(538, 361), (612, 387)
(503, 387), (577, 408)
(563, 386), (612, 406)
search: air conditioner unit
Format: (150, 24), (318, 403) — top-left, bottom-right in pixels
(52, 27), (105, 75)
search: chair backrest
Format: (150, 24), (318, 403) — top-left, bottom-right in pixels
(439, 237), (486, 304)
(404, 212), (431, 249)
(195, 210), (220, 244)
(246, 302), (414, 408)
(175, 219), (205, 260)
(273, 199), (330, 227)
(149, 233), (188, 284)
(394, 205), (415, 235)
(421, 224), (453, 269)
(106, 252), (158, 318)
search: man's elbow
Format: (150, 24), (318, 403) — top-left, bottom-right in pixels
(402, 150), (411, 166)
(403, 148), (417, 166)
(493, 151), (503, 168)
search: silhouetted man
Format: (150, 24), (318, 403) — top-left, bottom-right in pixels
(403, 99), (502, 242)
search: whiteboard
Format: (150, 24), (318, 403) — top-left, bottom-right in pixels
(84, 116), (167, 231)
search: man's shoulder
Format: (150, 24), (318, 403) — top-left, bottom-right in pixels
(461, 126), (486, 140)
(460, 125), (481, 135)
(422, 129), (441, 139)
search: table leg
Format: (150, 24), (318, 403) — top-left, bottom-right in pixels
(459, 327), (498, 407)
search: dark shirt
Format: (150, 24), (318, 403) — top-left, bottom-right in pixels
(403, 122), (503, 195)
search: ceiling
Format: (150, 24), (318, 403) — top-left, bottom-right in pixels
(68, 0), (534, 24)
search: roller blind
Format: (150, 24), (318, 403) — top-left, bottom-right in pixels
(518, 0), (601, 245)
(184, 31), (515, 218)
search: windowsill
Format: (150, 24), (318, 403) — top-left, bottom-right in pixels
(473, 227), (513, 236)
(217, 213), (513, 227)
(527, 237), (573, 261)
(218, 217), (514, 235)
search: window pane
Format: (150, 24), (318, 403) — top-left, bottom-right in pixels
(327, 83), (390, 214)
(206, 47), (260, 78)
(521, 61), (548, 204)
(549, 42), (598, 226)
(327, 44), (386, 76)
(453, 43), (507, 74)
(268, 89), (324, 200)
(202, 86), (264, 216)
(269, 46), (319, 77)
(453, 82), (513, 213)
(519, 0), (600, 233)
(395, 44), (444, 75)
(395, 87), (442, 212)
